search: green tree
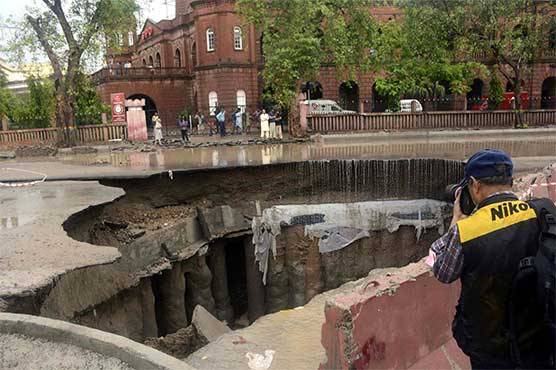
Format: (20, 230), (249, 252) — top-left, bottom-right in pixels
(75, 74), (110, 125)
(401, 0), (549, 127)
(6, 0), (138, 140)
(237, 0), (378, 135)
(374, 4), (484, 111)
(488, 70), (504, 110)
(8, 77), (55, 129)
(0, 73), (12, 124)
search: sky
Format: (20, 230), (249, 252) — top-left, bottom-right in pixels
(1, 0), (175, 23)
(0, 0), (175, 64)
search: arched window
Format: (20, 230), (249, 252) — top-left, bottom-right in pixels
(209, 91), (218, 115)
(128, 31), (134, 46)
(234, 26), (243, 50)
(191, 42), (197, 67)
(236, 90), (246, 112)
(206, 28), (215, 52)
(142, 58), (147, 66)
(155, 53), (161, 68)
(148, 55), (154, 67)
(174, 49), (182, 67)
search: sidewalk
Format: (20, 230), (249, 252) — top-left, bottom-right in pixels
(314, 127), (556, 143)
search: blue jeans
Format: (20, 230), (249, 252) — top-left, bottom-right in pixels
(218, 120), (226, 136)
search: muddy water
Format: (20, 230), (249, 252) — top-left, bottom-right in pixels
(57, 137), (556, 172)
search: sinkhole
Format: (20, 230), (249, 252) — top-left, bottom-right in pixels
(54, 159), (463, 358)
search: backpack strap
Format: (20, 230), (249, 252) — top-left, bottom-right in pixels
(527, 198), (556, 255)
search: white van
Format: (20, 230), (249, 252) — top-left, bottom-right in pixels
(399, 99), (423, 113)
(303, 99), (357, 115)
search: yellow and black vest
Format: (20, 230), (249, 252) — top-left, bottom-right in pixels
(453, 193), (540, 362)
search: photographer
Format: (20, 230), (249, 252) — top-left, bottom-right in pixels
(429, 149), (552, 369)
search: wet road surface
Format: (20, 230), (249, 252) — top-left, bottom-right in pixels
(0, 131), (555, 182)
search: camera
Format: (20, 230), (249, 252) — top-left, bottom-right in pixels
(445, 184), (475, 216)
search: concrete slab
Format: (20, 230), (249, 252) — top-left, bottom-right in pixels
(0, 312), (193, 370)
(0, 181), (124, 308)
(191, 305), (231, 342)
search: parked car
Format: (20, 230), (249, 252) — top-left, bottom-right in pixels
(303, 99), (357, 115)
(399, 99), (423, 113)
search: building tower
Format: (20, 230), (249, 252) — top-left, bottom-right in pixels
(176, 0), (195, 16)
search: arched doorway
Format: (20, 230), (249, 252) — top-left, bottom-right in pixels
(541, 77), (556, 109)
(301, 81), (323, 100)
(372, 83), (388, 112)
(155, 53), (161, 68)
(506, 79), (525, 92)
(339, 81), (359, 112)
(127, 94), (158, 130)
(467, 78), (484, 110)
(174, 49), (182, 67)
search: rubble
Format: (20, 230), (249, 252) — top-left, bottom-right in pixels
(145, 305), (230, 359)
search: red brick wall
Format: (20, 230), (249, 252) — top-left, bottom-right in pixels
(193, 0), (255, 68)
(96, 79), (193, 128)
(195, 66), (259, 115)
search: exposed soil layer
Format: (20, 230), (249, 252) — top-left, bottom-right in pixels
(14, 159), (463, 355)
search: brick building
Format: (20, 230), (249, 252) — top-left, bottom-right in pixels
(92, 0), (556, 128)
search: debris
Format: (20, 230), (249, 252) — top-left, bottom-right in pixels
(191, 305), (231, 342)
(0, 151), (16, 159)
(128, 228), (146, 239)
(246, 350), (276, 370)
(103, 219), (129, 230)
(232, 336), (247, 345)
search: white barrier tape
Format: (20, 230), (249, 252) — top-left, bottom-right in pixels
(0, 168), (48, 187)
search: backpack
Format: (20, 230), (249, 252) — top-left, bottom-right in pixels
(509, 198), (556, 368)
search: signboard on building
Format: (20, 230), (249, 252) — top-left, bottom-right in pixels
(111, 93), (126, 123)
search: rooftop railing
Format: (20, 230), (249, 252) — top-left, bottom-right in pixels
(91, 67), (193, 84)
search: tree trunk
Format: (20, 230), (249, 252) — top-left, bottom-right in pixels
(513, 75), (524, 129)
(288, 100), (302, 137)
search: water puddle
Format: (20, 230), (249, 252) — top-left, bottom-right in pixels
(56, 137), (556, 172)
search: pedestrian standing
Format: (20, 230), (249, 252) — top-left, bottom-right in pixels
(269, 110), (276, 139)
(234, 108), (243, 134)
(195, 112), (204, 134)
(216, 108), (226, 137)
(179, 116), (190, 143)
(259, 109), (270, 139)
(429, 149), (556, 369)
(231, 109), (237, 134)
(153, 112), (163, 145)
(275, 110), (284, 139)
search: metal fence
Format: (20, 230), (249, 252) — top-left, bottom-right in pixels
(308, 110), (556, 133)
(0, 124), (128, 147)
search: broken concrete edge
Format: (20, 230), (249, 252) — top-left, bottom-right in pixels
(319, 260), (460, 370)
(191, 305), (231, 342)
(0, 182), (124, 306)
(0, 313), (195, 370)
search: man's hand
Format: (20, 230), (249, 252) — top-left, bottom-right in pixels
(450, 188), (468, 227)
